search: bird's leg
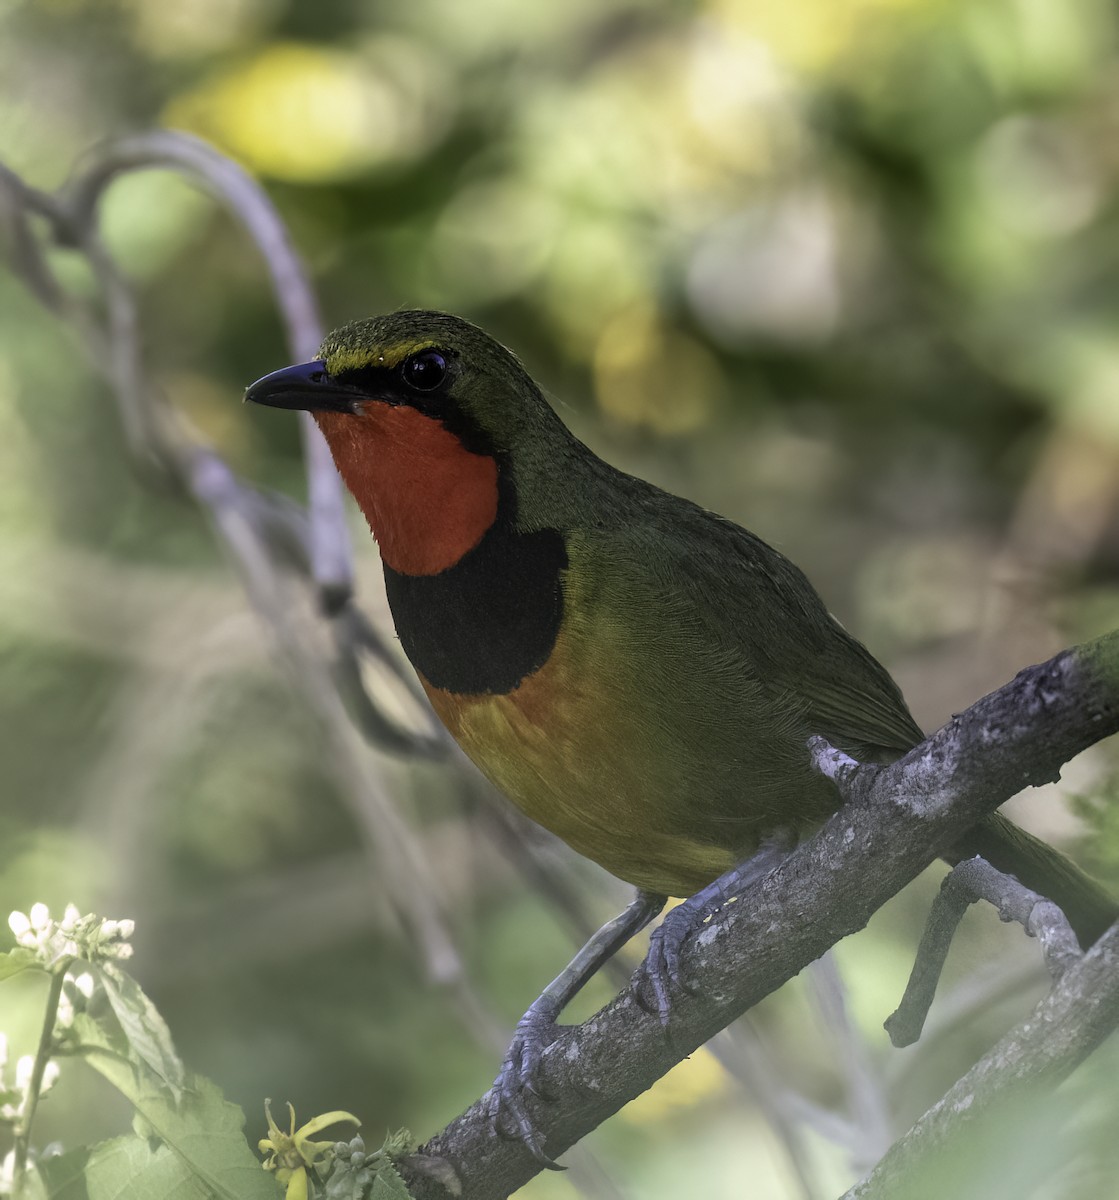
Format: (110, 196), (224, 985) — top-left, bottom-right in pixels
(487, 888), (666, 1166)
(639, 835), (793, 1026)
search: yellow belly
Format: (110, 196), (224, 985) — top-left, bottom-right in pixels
(420, 621), (740, 897)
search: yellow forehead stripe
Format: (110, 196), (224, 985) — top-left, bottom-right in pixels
(325, 340), (440, 374)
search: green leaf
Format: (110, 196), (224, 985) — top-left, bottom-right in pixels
(40, 1135), (222, 1199)
(320, 1135), (418, 1200)
(0, 948), (39, 980)
(369, 1162), (416, 1200)
(321, 1161), (374, 1200)
(69, 1013), (278, 1200)
(11, 1164), (48, 1200)
(96, 963), (185, 1102)
(32, 1147), (88, 1198)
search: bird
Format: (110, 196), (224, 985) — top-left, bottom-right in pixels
(246, 309), (1117, 1162)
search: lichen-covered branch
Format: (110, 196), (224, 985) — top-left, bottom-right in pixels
(398, 631), (1119, 1200)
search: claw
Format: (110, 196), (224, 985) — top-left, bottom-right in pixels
(487, 1001), (564, 1169)
(491, 1084), (562, 1168)
(638, 895), (734, 1023)
(483, 890), (668, 1165)
(631, 977), (657, 1016)
(636, 898), (706, 1026)
(635, 841), (793, 1025)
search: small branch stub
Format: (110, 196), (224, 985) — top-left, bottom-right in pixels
(807, 736), (862, 791)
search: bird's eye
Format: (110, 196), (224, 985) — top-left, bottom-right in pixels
(401, 350), (448, 392)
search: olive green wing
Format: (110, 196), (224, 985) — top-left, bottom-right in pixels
(615, 492), (925, 761)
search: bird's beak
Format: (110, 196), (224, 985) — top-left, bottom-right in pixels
(244, 360), (362, 414)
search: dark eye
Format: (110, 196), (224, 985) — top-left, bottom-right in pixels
(401, 350), (448, 392)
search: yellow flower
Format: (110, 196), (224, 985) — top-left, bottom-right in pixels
(258, 1099), (360, 1199)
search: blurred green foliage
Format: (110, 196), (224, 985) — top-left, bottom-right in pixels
(3, 0), (1119, 1196)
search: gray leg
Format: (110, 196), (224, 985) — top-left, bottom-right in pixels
(488, 889), (666, 1165)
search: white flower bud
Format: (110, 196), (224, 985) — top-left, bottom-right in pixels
(60, 905), (81, 932)
(99, 920), (119, 939)
(73, 973), (95, 999)
(112, 943), (134, 960)
(10, 1055), (61, 1103)
(15, 1056), (34, 1092)
(0, 1150), (14, 1193)
(56, 990), (75, 1029)
(8, 911), (30, 938)
(117, 919), (136, 940)
(29, 904), (50, 932)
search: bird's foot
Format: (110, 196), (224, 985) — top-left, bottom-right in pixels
(635, 838), (794, 1026)
(484, 998), (565, 1170)
(634, 893), (713, 1026)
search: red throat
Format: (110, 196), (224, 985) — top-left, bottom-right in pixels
(313, 405), (499, 576)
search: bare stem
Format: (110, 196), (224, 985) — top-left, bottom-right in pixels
(1, 143), (466, 985)
(12, 969), (67, 1196)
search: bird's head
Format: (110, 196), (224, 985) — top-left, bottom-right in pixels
(246, 310), (573, 577)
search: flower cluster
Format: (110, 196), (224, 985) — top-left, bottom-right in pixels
(8, 904), (134, 969)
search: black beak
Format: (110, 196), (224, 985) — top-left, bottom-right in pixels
(244, 360), (361, 414)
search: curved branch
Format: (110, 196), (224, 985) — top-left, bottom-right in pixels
(398, 631), (1119, 1200)
(885, 856), (1081, 1048)
(0, 146), (461, 982)
(64, 130), (351, 597)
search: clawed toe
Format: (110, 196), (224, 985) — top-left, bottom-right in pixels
(634, 900), (713, 1025)
(634, 934), (681, 1026)
(491, 1087), (560, 1168)
(633, 846), (792, 1025)
(487, 1008), (564, 1169)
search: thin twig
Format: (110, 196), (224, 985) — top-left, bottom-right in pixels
(885, 958), (1045, 1092)
(709, 1022), (827, 1200)
(0, 163), (115, 375)
(885, 857), (1082, 1049)
(191, 449), (463, 983)
(0, 147), (462, 980)
(725, 1017), (861, 1147)
(808, 953), (892, 1169)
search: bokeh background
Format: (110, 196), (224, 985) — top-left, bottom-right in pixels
(3, 0), (1119, 1197)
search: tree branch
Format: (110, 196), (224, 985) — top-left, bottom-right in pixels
(885, 856), (1081, 1049)
(64, 130), (352, 599)
(398, 632), (1119, 1200)
(0, 143), (459, 980)
(842, 919), (1119, 1199)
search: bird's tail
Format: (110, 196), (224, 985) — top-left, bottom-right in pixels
(946, 812), (1118, 947)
